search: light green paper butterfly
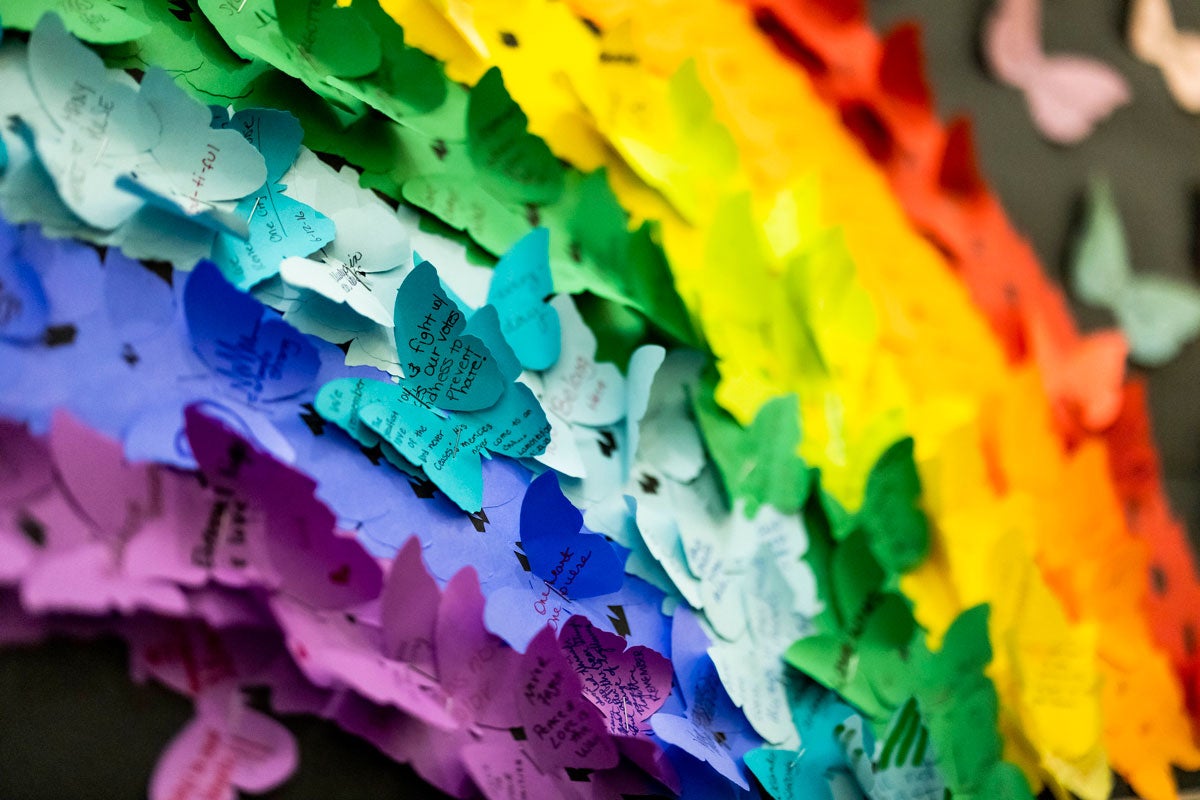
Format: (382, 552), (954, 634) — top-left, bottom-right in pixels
(1071, 175), (1200, 367)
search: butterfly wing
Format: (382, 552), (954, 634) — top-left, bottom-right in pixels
(184, 261), (320, 404)
(48, 410), (153, 539)
(151, 694), (298, 800)
(359, 399), (484, 510)
(467, 68), (565, 207)
(219, 108), (304, 187)
(462, 741), (572, 799)
(1071, 177), (1132, 308)
(279, 256), (395, 327)
(1024, 55), (1130, 144)
(275, 0), (382, 79)
(745, 748), (835, 800)
(1115, 274), (1200, 366)
(540, 294), (627, 426)
(435, 567), (523, 726)
(1051, 330), (1128, 432)
(486, 227), (561, 371)
(1129, 0), (1176, 65)
(650, 606), (752, 787)
(983, 0), (1043, 87)
(515, 626), (620, 771)
(214, 189), (337, 290)
(313, 377), (403, 449)
(462, 303), (522, 380)
(380, 537), (441, 670)
(27, 15), (158, 154)
(520, 471), (623, 598)
(455, 381), (552, 461)
(1156, 31), (1200, 113)
(224, 704), (301, 793)
(119, 70), (265, 235)
(520, 470), (585, 551)
(393, 261), (505, 411)
(26, 15), (159, 228)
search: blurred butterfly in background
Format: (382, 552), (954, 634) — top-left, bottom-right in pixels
(1071, 175), (1200, 367)
(983, 0), (1130, 144)
(1129, 0), (1200, 113)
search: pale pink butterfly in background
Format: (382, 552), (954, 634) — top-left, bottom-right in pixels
(1129, 0), (1200, 113)
(984, 0), (1131, 143)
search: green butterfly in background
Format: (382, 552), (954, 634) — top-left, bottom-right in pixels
(1071, 175), (1200, 367)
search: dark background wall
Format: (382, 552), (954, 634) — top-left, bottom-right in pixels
(3, 2), (1199, 798)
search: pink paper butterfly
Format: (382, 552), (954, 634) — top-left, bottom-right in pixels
(984, 0), (1130, 143)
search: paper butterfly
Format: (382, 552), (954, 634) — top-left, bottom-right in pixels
(744, 682), (874, 800)
(1071, 176), (1200, 366)
(315, 374), (548, 512)
(486, 227), (560, 371)
(186, 260), (321, 405)
(0, 0), (149, 44)
(233, 0), (382, 124)
(150, 689), (299, 800)
(124, 406), (384, 610)
(515, 625), (620, 772)
(314, 258), (550, 510)
(529, 294), (628, 480)
(271, 592), (457, 725)
(468, 68), (566, 208)
(432, 565), (523, 729)
(380, 537), (442, 673)
(322, 0), (449, 124)
(650, 607), (755, 788)
(117, 69), (267, 237)
(277, 156), (413, 337)
(984, 0), (1130, 144)
(557, 614), (672, 736)
(392, 260), (505, 411)
(397, 68), (561, 262)
(22, 13), (160, 229)
(210, 109), (336, 290)
(20, 411), (189, 619)
(786, 531), (916, 722)
(519, 471), (624, 600)
(1130, 0), (1200, 113)
(869, 699), (947, 800)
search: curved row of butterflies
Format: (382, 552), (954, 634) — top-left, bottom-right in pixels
(0, 401), (945, 800)
(0, 167), (953, 800)
(0, 13), (967, 800)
